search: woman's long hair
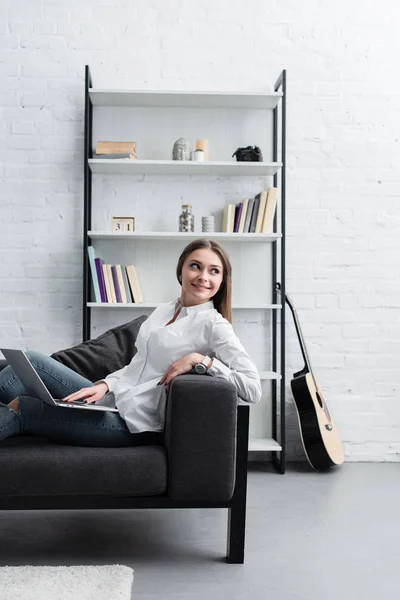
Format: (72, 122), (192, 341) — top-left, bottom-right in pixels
(176, 238), (232, 323)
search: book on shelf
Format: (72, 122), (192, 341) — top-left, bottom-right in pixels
(105, 264), (117, 303)
(126, 265), (143, 303)
(261, 187), (278, 233)
(95, 141), (136, 155)
(255, 190), (268, 234)
(243, 197), (254, 233)
(222, 204), (236, 232)
(115, 265), (128, 303)
(87, 246), (101, 303)
(121, 266), (133, 303)
(94, 257), (107, 302)
(238, 198), (249, 233)
(233, 202), (243, 233)
(111, 266), (123, 303)
(94, 152), (136, 160)
(249, 193), (260, 233)
(101, 264), (113, 302)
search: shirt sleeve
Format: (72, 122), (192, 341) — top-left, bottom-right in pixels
(208, 317), (262, 404)
(98, 363), (130, 394)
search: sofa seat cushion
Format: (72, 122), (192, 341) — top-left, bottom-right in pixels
(0, 436), (167, 497)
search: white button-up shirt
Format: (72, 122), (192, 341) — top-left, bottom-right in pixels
(103, 298), (262, 433)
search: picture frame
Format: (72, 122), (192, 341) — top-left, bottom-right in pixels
(111, 217), (135, 233)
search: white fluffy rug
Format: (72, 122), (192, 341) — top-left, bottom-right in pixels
(0, 564), (134, 600)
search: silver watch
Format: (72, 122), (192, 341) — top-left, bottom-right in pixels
(194, 355), (211, 375)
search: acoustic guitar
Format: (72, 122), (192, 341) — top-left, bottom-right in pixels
(285, 291), (344, 471)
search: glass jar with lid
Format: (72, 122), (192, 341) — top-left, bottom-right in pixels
(179, 204), (194, 232)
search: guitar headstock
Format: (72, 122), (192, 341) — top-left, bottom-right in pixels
(275, 283), (295, 313)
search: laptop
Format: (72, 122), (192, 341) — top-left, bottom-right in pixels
(0, 349), (118, 412)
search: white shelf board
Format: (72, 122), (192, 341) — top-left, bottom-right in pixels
(88, 159), (282, 177)
(87, 302), (282, 310)
(89, 89), (283, 110)
(87, 231), (281, 242)
(248, 438), (282, 452)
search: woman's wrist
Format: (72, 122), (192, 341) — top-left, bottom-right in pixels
(190, 353), (213, 370)
(190, 353), (204, 366)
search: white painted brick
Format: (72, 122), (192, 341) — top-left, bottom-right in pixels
(0, 35), (19, 50)
(11, 121), (34, 135)
(33, 21), (57, 35)
(20, 35), (67, 51)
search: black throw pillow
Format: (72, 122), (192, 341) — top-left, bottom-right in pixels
(51, 315), (148, 382)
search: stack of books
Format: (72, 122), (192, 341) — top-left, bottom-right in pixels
(88, 247), (143, 304)
(222, 187), (278, 233)
(94, 141), (137, 160)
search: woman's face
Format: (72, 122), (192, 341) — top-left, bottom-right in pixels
(180, 248), (224, 306)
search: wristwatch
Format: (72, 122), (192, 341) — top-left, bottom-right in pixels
(194, 355), (211, 375)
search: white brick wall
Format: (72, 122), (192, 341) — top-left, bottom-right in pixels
(1, 0), (399, 461)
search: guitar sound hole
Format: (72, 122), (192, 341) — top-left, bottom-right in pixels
(316, 391), (324, 409)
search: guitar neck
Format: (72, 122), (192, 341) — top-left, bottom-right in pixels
(285, 294), (312, 374)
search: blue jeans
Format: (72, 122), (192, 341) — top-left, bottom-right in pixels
(0, 350), (162, 447)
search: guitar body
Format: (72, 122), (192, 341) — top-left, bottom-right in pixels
(291, 371), (344, 470)
(282, 289), (345, 471)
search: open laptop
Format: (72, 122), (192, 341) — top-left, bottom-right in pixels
(0, 349), (118, 412)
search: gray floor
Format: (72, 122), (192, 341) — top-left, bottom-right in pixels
(0, 462), (399, 600)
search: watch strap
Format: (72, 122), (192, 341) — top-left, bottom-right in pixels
(201, 355), (211, 369)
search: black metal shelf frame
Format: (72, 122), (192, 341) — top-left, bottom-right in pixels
(272, 70), (286, 474)
(83, 66), (287, 474)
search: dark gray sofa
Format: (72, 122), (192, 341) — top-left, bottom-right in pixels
(0, 316), (250, 563)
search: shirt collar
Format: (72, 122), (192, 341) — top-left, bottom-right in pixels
(175, 297), (214, 315)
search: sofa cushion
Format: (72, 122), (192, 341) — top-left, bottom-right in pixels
(51, 315), (148, 382)
(0, 435), (167, 497)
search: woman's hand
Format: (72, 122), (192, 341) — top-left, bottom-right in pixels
(159, 352), (202, 391)
(62, 382), (109, 404)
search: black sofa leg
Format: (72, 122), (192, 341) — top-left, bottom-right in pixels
(226, 405), (249, 564)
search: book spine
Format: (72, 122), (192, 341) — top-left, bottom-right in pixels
(243, 197), (254, 233)
(111, 266), (122, 303)
(255, 191), (268, 234)
(121, 266), (133, 303)
(102, 264), (112, 302)
(94, 153), (134, 159)
(125, 266), (136, 302)
(94, 258), (107, 302)
(96, 141), (136, 155)
(105, 264), (117, 303)
(87, 246), (101, 303)
(228, 204), (236, 233)
(262, 187), (278, 233)
(126, 265), (143, 303)
(249, 194), (260, 233)
(233, 202), (243, 233)
(115, 265), (127, 303)
(238, 198), (248, 233)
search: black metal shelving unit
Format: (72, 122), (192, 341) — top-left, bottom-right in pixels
(82, 65), (287, 473)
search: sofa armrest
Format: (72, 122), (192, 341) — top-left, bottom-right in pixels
(164, 374), (238, 502)
(0, 359), (7, 372)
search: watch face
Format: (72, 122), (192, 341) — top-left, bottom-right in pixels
(194, 363), (206, 374)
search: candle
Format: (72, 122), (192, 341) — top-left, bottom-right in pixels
(195, 139), (209, 161)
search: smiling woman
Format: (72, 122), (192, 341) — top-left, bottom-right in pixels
(0, 238), (261, 449)
(179, 249), (224, 307)
(175, 238), (232, 323)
